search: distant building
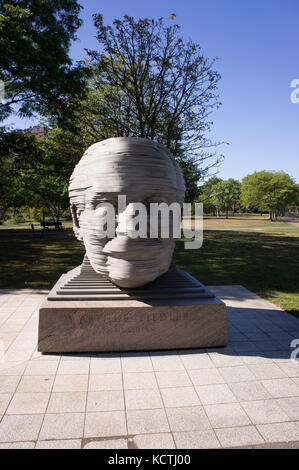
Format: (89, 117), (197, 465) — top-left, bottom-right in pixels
(21, 125), (47, 141)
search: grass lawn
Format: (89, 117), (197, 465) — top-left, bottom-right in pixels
(0, 226), (298, 318)
(0, 229), (84, 290)
(176, 228), (299, 318)
(182, 215), (289, 230)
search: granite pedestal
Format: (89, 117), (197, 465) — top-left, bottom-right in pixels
(38, 262), (227, 353)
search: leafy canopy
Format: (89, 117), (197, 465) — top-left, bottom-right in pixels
(210, 179), (241, 214)
(0, 0), (85, 124)
(240, 171), (298, 214)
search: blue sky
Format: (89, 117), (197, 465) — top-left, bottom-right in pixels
(8, 0), (299, 183)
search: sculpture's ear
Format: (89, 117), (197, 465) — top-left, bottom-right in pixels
(71, 204), (80, 228)
(70, 204), (83, 241)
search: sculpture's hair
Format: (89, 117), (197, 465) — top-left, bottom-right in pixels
(69, 137), (185, 205)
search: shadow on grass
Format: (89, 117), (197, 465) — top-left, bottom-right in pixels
(0, 229), (84, 289)
(174, 231), (299, 315)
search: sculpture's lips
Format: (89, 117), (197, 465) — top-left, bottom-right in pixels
(89, 252), (164, 288)
(107, 258), (164, 288)
(102, 237), (164, 260)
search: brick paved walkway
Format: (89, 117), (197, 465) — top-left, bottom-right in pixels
(0, 286), (298, 449)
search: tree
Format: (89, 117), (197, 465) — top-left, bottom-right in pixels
(177, 157), (202, 203)
(286, 183), (299, 215)
(240, 171), (298, 220)
(74, 15), (224, 196)
(196, 176), (222, 214)
(210, 179), (240, 218)
(0, 129), (37, 221)
(0, 0), (86, 125)
(0, 126), (74, 223)
(21, 167), (70, 224)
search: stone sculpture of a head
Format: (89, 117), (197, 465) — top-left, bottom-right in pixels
(68, 137), (185, 288)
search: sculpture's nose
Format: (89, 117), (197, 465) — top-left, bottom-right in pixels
(116, 201), (149, 239)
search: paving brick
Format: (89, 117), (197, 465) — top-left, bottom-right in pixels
(204, 403), (251, 428)
(276, 362), (299, 378)
(123, 372), (157, 390)
(53, 374), (88, 392)
(39, 413), (85, 440)
(0, 414), (43, 442)
(125, 389), (163, 410)
(17, 375), (54, 393)
(257, 422), (299, 443)
(275, 397), (299, 420)
(179, 352), (215, 370)
(166, 406), (211, 432)
(155, 370), (192, 388)
(150, 353), (184, 371)
(240, 400), (290, 424)
(9, 441), (36, 449)
(195, 384), (237, 405)
(0, 393), (11, 414)
(160, 386), (200, 407)
(89, 373), (122, 391)
(219, 365), (256, 383)
(36, 439), (81, 449)
(262, 378), (299, 398)
(90, 356), (121, 374)
(121, 354), (153, 373)
(57, 360), (90, 375)
(228, 381), (271, 401)
(249, 363), (287, 380)
(83, 438), (127, 449)
(173, 430), (220, 449)
(7, 392), (49, 414)
(209, 352), (243, 367)
(84, 411), (127, 437)
(24, 361), (58, 375)
(127, 409), (169, 434)
(131, 433), (175, 449)
(87, 390), (124, 412)
(215, 426), (264, 448)
(189, 368), (225, 385)
(47, 392), (87, 413)
(0, 375), (20, 393)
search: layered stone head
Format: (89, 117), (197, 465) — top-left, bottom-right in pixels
(68, 137), (185, 288)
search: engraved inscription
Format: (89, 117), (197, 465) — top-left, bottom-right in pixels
(97, 311), (198, 323)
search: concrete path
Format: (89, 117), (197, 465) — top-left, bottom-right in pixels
(282, 216), (299, 228)
(0, 286), (298, 449)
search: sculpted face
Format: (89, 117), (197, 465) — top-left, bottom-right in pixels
(68, 137), (185, 288)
